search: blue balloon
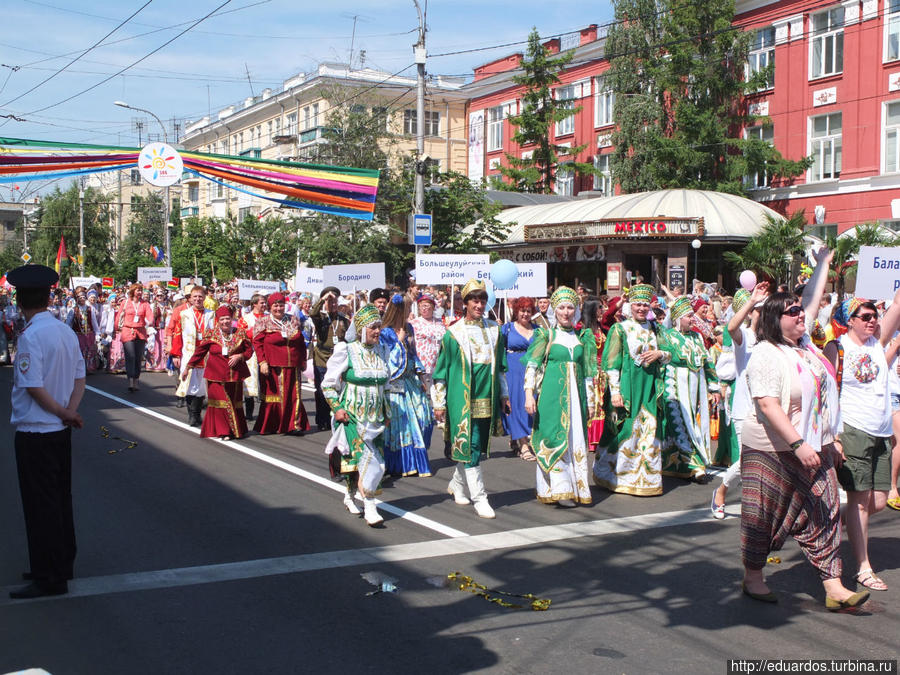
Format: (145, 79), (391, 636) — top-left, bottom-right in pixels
(490, 259), (519, 290)
(485, 279), (496, 310)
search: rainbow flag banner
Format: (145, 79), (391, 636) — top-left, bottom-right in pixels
(102, 277), (114, 290)
(167, 278), (179, 290)
(0, 137), (380, 221)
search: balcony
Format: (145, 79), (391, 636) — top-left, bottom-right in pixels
(180, 206), (199, 218)
(299, 126), (329, 145)
(238, 148), (262, 158)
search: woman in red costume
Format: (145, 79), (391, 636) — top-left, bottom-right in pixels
(253, 292), (310, 435)
(184, 306), (253, 439)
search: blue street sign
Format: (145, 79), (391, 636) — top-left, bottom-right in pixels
(413, 213), (432, 246)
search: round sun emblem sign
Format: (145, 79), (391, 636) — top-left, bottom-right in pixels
(138, 142), (183, 187)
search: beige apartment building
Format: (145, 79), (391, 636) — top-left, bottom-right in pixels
(177, 62), (469, 221)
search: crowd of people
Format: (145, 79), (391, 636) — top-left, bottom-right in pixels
(4, 257), (900, 609)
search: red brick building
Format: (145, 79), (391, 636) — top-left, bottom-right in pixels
(464, 1), (900, 247)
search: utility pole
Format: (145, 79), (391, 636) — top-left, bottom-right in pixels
(115, 101), (171, 268)
(78, 176), (86, 276)
(412, 0), (427, 256)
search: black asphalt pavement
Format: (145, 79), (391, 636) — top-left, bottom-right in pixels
(1, 369), (898, 675)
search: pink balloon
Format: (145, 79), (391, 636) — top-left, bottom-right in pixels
(739, 270), (757, 291)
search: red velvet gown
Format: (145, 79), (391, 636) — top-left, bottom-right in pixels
(252, 315), (310, 434)
(187, 328), (253, 439)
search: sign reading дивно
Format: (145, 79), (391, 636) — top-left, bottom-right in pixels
(855, 246), (900, 300)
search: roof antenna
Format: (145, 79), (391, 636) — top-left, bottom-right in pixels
(244, 63), (255, 98)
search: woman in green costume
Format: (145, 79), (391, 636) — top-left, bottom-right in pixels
(659, 296), (720, 483)
(322, 304), (392, 527)
(592, 284), (671, 496)
(523, 286), (597, 507)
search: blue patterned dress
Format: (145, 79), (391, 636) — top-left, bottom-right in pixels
(502, 321), (536, 441)
(380, 324), (435, 476)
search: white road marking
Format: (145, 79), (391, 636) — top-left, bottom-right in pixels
(85, 385), (468, 539)
(1, 507), (719, 604)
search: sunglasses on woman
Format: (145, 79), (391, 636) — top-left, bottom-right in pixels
(853, 312), (877, 322)
(782, 305), (803, 317)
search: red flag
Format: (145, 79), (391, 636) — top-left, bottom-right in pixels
(54, 237), (69, 275)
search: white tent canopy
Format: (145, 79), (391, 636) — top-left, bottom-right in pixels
(492, 189), (785, 244)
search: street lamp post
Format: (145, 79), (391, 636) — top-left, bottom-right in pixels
(114, 101), (172, 268)
(691, 238), (702, 288)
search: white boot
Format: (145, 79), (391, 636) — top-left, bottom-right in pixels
(447, 465), (470, 505)
(465, 465), (495, 519)
(363, 498), (384, 526)
(343, 491), (361, 515)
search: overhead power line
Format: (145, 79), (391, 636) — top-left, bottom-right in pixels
(1, 0), (154, 109)
(24, 0), (235, 117)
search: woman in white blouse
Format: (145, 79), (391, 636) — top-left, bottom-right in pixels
(741, 292), (867, 611)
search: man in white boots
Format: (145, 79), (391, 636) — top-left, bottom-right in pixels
(432, 279), (509, 518)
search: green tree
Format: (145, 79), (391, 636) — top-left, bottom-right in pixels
(723, 210), (807, 284)
(499, 28), (595, 193)
(826, 222), (900, 296)
(607, 0), (809, 195)
(424, 170), (510, 253)
(26, 182), (114, 285)
(113, 193), (168, 283)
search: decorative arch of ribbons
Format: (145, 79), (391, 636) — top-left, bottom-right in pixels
(0, 136), (379, 221)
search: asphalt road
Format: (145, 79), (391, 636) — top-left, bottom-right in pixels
(1, 369), (898, 675)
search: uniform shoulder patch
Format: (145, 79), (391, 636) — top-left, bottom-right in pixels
(17, 352), (31, 374)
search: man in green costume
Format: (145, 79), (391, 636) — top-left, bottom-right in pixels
(432, 279), (509, 518)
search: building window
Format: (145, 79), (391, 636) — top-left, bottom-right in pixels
(489, 157), (501, 170)
(372, 106), (389, 132)
(884, 101), (900, 173)
(555, 165), (574, 196)
(888, 0), (900, 61)
(238, 207), (252, 221)
(809, 112), (842, 181)
(266, 121), (273, 145)
(747, 26), (775, 90)
(594, 76), (614, 127)
(187, 185), (199, 202)
(286, 112), (298, 136)
(810, 7), (844, 79)
(487, 106), (503, 152)
(593, 154), (613, 196)
(745, 124), (775, 187)
(806, 223), (837, 240)
(130, 169), (142, 186)
(555, 84), (576, 136)
(403, 110), (439, 136)
(215, 182), (225, 199)
(425, 110), (439, 136)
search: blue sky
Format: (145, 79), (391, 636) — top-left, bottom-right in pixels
(0, 0), (615, 152)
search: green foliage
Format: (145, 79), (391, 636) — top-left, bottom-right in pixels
(607, 0), (809, 195)
(21, 182), (114, 285)
(499, 28), (596, 193)
(424, 171), (511, 253)
(113, 193), (167, 282)
(722, 210), (807, 283)
(826, 222), (900, 296)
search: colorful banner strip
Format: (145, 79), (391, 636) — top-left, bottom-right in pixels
(0, 137), (380, 221)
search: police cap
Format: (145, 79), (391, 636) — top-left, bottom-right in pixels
(7, 264), (58, 289)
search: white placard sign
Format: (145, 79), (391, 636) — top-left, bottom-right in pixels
(495, 263), (548, 297)
(294, 266), (324, 294)
(855, 246), (900, 300)
(237, 279), (280, 300)
(180, 277), (203, 289)
(137, 266), (173, 284)
(415, 254), (489, 285)
(322, 262), (385, 293)
(70, 275), (102, 288)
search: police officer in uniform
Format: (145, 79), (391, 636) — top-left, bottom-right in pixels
(8, 264), (85, 599)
